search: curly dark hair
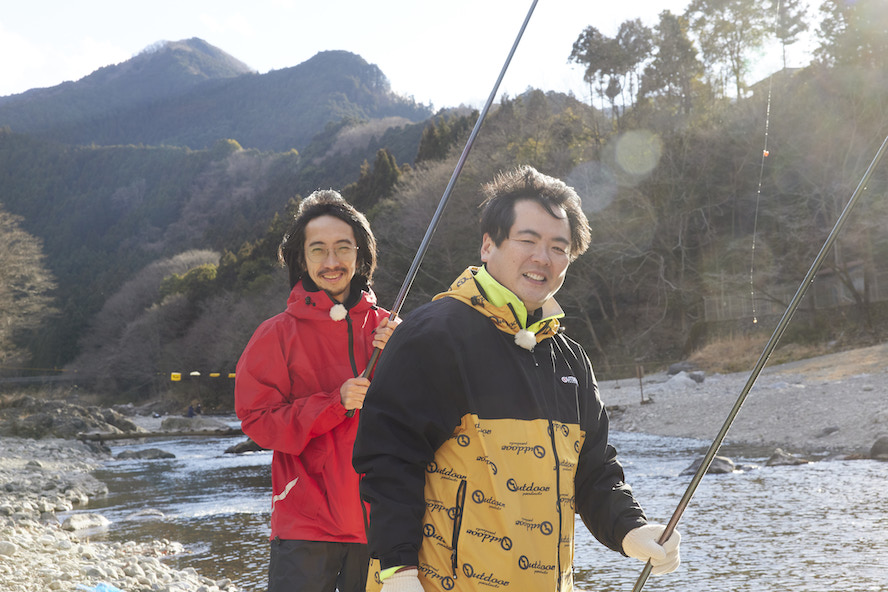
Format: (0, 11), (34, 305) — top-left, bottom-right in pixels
(278, 189), (377, 289)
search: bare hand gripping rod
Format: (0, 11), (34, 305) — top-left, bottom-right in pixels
(632, 132), (888, 591)
(345, 0), (539, 417)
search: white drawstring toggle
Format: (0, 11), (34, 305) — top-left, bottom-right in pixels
(329, 304), (347, 321)
(514, 329), (536, 351)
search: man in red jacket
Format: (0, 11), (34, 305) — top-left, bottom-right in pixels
(235, 189), (398, 592)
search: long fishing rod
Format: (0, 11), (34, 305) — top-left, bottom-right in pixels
(345, 0), (539, 417)
(632, 132), (888, 592)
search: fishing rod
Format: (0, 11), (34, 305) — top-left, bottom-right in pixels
(345, 0), (539, 417)
(631, 132), (888, 592)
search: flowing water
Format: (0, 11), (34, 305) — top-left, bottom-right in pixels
(82, 425), (888, 592)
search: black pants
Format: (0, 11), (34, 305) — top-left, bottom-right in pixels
(268, 538), (369, 592)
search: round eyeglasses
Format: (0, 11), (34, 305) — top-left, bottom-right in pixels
(306, 244), (359, 264)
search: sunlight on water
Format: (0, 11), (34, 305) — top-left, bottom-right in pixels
(78, 425), (888, 592)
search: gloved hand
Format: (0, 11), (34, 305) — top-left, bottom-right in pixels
(622, 524), (681, 575)
(381, 568), (424, 592)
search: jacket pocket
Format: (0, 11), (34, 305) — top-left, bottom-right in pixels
(450, 479), (467, 576)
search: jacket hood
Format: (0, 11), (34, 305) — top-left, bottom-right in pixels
(433, 266), (562, 345)
(286, 279), (378, 321)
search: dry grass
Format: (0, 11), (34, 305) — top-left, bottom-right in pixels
(687, 335), (831, 374)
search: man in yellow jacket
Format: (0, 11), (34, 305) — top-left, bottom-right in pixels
(353, 165), (680, 591)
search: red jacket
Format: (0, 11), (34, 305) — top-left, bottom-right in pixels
(235, 280), (388, 543)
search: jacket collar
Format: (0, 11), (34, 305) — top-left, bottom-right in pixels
(286, 279), (376, 320)
(434, 266), (562, 346)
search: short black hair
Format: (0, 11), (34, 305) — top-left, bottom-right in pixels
(278, 189), (377, 289)
(479, 165), (591, 261)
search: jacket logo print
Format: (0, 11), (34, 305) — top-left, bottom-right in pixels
(561, 375), (578, 385)
(419, 565), (455, 591)
(518, 555), (556, 573)
(471, 489), (505, 509)
(461, 564), (510, 587)
(476, 455), (498, 474)
(426, 461), (466, 480)
(506, 479), (550, 494)
(465, 527), (513, 550)
(501, 443), (546, 458)
(515, 518), (554, 535)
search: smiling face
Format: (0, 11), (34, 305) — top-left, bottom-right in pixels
(480, 199), (572, 313)
(303, 215), (358, 302)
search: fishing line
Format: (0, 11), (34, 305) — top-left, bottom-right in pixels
(346, 0), (540, 417)
(749, 0), (782, 325)
(631, 132), (888, 592)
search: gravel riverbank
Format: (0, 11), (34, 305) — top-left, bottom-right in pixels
(601, 342), (888, 457)
(1, 343), (886, 591)
(0, 437), (238, 592)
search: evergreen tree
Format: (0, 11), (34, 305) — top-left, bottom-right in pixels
(686, 0), (771, 98)
(639, 10), (704, 116)
(773, 0), (809, 69)
(816, 0), (888, 68)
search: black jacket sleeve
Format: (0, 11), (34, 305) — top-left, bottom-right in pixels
(567, 337), (648, 553)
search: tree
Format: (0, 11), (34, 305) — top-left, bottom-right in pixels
(774, 0), (809, 69)
(614, 19), (655, 110)
(686, 0), (771, 99)
(0, 209), (57, 366)
(816, 0), (888, 68)
(639, 10), (705, 116)
(342, 148), (403, 212)
(570, 21), (653, 124)
(570, 26), (620, 113)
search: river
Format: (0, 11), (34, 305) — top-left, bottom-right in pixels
(83, 426), (888, 592)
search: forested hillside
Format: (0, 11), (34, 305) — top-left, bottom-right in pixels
(2, 0), (887, 410)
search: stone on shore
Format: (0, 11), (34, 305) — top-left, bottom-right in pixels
(870, 435), (888, 460)
(681, 455), (735, 475)
(766, 448), (810, 466)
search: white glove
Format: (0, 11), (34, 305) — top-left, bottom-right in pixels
(622, 524), (681, 575)
(381, 568), (424, 592)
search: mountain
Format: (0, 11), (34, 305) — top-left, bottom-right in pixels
(0, 39), (433, 151)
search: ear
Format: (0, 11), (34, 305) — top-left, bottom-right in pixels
(480, 233), (495, 263)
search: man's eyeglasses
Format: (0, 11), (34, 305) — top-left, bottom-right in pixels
(306, 244), (359, 264)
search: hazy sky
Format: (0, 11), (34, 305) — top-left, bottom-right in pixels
(1, 0), (815, 108)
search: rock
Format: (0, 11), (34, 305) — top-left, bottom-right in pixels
(815, 426), (840, 438)
(667, 361), (698, 375)
(116, 448), (176, 460)
(61, 512), (111, 531)
(0, 540), (18, 556)
(225, 439), (265, 454)
(688, 371), (706, 384)
(681, 455), (735, 475)
(869, 435), (888, 460)
(0, 396), (146, 439)
(766, 448), (810, 466)
(160, 416), (230, 431)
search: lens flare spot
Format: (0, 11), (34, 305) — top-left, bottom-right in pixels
(615, 130), (663, 177)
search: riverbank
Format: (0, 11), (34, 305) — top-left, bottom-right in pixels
(0, 437), (238, 592)
(1, 343), (886, 590)
(601, 341), (888, 456)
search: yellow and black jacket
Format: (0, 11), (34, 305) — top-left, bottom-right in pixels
(354, 267), (647, 591)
